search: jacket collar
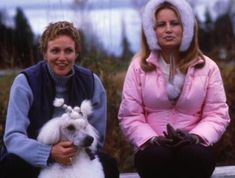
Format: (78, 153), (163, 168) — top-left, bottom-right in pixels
(188, 56), (205, 68)
(146, 51), (205, 69)
(146, 51), (161, 68)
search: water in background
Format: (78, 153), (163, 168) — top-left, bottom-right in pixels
(86, 7), (141, 56)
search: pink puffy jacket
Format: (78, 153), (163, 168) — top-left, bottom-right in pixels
(118, 52), (230, 149)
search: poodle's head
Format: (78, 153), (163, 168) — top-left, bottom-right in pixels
(54, 98), (98, 150)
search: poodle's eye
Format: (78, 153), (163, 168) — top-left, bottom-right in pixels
(67, 124), (75, 131)
(79, 111), (83, 116)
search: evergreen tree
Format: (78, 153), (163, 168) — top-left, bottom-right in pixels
(0, 11), (16, 68)
(120, 19), (133, 61)
(214, 14), (234, 49)
(198, 8), (214, 52)
(14, 7), (35, 67)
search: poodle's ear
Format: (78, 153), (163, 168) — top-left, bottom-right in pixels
(37, 118), (61, 145)
(86, 123), (99, 151)
(80, 100), (92, 116)
(53, 98), (65, 107)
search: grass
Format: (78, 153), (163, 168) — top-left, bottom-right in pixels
(0, 73), (17, 134)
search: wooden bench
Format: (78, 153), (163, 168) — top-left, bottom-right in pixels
(120, 165), (235, 178)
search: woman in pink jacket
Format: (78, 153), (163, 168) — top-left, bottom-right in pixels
(118, 0), (230, 178)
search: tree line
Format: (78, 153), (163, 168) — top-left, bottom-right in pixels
(0, 7), (134, 69)
(0, 8), (38, 68)
(0, 7), (234, 69)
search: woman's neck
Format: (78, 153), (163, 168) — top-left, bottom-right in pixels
(161, 50), (180, 64)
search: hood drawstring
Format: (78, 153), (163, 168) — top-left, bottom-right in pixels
(169, 54), (176, 84)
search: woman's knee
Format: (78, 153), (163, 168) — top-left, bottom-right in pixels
(134, 145), (174, 178)
(135, 145), (173, 165)
(175, 144), (215, 178)
(176, 144), (215, 163)
(97, 151), (119, 178)
(0, 153), (39, 178)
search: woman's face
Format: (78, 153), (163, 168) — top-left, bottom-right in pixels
(44, 35), (77, 76)
(154, 8), (183, 51)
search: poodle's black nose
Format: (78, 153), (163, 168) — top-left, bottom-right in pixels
(67, 124), (75, 131)
(84, 136), (94, 147)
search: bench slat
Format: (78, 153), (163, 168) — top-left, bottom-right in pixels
(211, 166), (235, 178)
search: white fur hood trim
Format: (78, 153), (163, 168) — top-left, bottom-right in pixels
(142, 0), (195, 51)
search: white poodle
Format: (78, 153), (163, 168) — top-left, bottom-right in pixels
(37, 98), (105, 178)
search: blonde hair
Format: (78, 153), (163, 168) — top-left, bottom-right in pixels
(39, 21), (80, 55)
(139, 2), (204, 73)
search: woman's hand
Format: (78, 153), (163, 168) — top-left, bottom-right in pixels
(149, 135), (174, 147)
(144, 124), (202, 149)
(50, 141), (78, 165)
(163, 124), (201, 147)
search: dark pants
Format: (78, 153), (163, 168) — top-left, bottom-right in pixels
(0, 152), (119, 178)
(98, 151), (120, 178)
(135, 144), (215, 178)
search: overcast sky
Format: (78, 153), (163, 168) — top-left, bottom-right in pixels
(0, 0), (231, 56)
(0, 0), (226, 11)
(0, 0), (230, 20)
(0, 0), (228, 29)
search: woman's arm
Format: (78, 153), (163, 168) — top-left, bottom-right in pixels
(190, 59), (230, 145)
(4, 74), (51, 167)
(118, 59), (157, 148)
(89, 74), (107, 147)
